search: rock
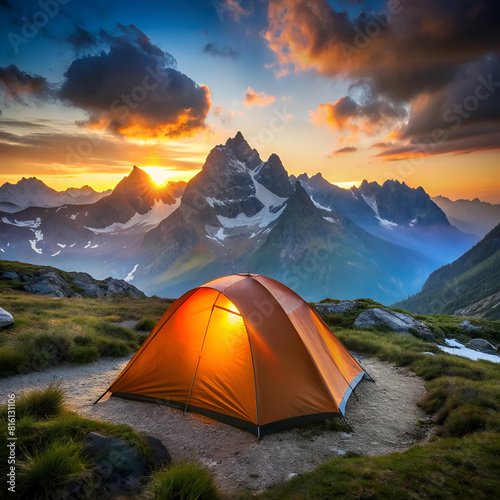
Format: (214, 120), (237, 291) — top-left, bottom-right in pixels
(84, 432), (149, 493)
(467, 338), (497, 352)
(104, 277), (146, 298)
(2, 271), (20, 281)
(460, 320), (483, 331)
(144, 435), (171, 466)
(0, 307), (14, 328)
(354, 307), (435, 342)
(315, 300), (362, 316)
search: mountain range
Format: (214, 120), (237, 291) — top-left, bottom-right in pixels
(395, 222), (500, 320)
(0, 132), (489, 303)
(432, 195), (500, 239)
(0, 177), (112, 210)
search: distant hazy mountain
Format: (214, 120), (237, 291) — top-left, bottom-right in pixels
(296, 173), (476, 266)
(0, 177), (112, 209)
(432, 195), (500, 239)
(0, 169), (186, 280)
(395, 223), (500, 320)
(138, 133), (434, 302)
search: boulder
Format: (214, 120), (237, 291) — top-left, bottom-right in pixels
(467, 338), (497, 353)
(460, 320), (483, 331)
(354, 307), (435, 342)
(144, 435), (171, 467)
(2, 271), (20, 281)
(314, 300), (362, 316)
(0, 307), (14, 328)
(84, 432), (149, 492)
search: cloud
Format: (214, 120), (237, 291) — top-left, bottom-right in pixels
(0, 65), (54, 105)
(215, 0), (250, 22)
(264, 0), (500, 155)
(213, 105), (234, 124)
(203, 43), (239, 59)
(242, 87), (275, 107)
(59, 24), (211, 139)
(330, 146), (357, 155)
(310, 96), (406, 138)
(65, 27), (99, 52)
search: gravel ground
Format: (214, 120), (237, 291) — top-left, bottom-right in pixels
(0, 353), (432, 495)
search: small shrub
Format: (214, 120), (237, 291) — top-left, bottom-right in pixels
(0, 348), (28, 377)
(96, 336), (131, 357)
(73, 335), (92, 346)
(148, 461), (219, 500)
(94, 321), (137, 341)
(33, 333), (72, 365)
(135, 317), (157, 331)
(0, 385), (65, 421)
(17, 439), (91, 500)
(71, 345), (99, 364)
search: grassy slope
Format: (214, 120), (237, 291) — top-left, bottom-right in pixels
(239, 322), (500, 499)
(0, 269), (171, 377)
(395, 223), (500, 319)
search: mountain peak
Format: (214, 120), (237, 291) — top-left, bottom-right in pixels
(255, 153), (294, 197)
(223, 132), (261, 169)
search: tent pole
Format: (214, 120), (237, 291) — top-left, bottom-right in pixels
(184, 295), (220, 414)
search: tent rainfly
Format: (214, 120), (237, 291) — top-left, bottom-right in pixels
(96, 274), (369, 438)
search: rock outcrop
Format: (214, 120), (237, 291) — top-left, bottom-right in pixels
(354, 307), (435, 341)
(314, 300), (363, 316)
(0, 307), (14, 328)
(1, 267), (145, 299)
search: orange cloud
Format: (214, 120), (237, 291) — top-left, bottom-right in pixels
(242, 87), (276, 107)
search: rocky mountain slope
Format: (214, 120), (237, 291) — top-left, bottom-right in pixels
(137, 133), (434, 302)
(0, 260), (145, 298)
(395, 223), (500, 319)
(296, 174), (476, 266)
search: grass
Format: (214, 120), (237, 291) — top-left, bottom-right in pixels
(0, 276), (172, 377)
(242, 324), (500, 499)
(0, 385), (156, 499)
(148, 461), (219, 500)
(240, 432), (499, 499)
(17, 439), (92, 500)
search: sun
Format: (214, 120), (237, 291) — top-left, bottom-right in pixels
(142, 166), (199, 186)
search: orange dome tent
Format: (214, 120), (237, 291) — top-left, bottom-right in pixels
(96, 274), (369, 438)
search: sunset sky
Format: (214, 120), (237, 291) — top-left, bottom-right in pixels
(0, 0), (499, 202)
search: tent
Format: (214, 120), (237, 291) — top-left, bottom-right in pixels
(96, 274), (368, 438)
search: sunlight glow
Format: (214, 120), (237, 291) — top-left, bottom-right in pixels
(142, 166), (199, 185)
(330, 180), (363, 189)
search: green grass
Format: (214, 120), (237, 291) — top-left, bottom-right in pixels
(0, 386), (154, 499)
(148, 461), (219, 500)
(243, 326), (500, 499)
(241, 433), (499, 499)
(0, 278), (171, 377)
(135, 317), (158, 331)
(17, 438), (92, 500)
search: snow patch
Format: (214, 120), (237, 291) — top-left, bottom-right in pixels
(323, 216), (335, 223)
(438, 339), (499, 363)
(51, 250), (61, 257)
(0, 249), (4, 253)
(2, 217), (42, 228)
(361, 194), (398, 229)
(124, 264), (138, 282)
(409, 217), (418, 227)
(84, 241), (92, 249)
(57, 243), (66, 248)
(311, 198), (333, 212)
(70, 214), (78, 220)
(84, 199), (179, 234)
(28, 229), (43, 254)
(90, 244), (99, 249)
(70, 243), (76, 248)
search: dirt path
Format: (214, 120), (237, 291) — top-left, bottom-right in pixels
(0, 354), (431, 495)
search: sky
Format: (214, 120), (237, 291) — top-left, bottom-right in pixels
(0, 0), (499, 202)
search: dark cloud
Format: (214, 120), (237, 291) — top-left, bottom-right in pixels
(266, 0), (500, 155)
(203, 43), (239, 59)
(65, 27), (99, 51)
(0, 65), (54, 105)
(311, 95), (406, 135)
(59, 24), (211, 139)
(331, 146), (357, 155)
